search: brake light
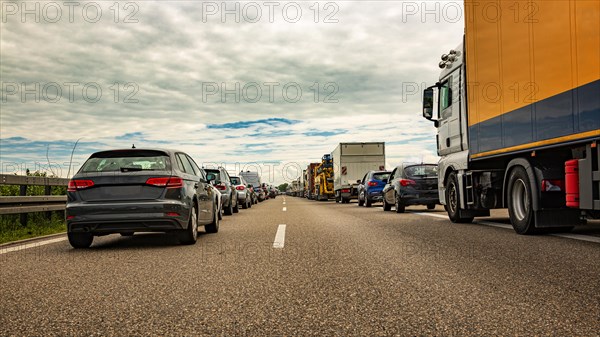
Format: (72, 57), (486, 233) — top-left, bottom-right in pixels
(215, 183), (226, 190)
(368, 181), (378, 186)
(165, 212), (180, 217)
(542, 179), (564, 192)
(341, 189), (350, 193)
(400, 179), (416, 187)
(236, 185), (245, 190)
(146, 177), (183, 189)
(67, 179), (94, 192)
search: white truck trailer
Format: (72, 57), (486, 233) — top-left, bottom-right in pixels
(332, 142), (386, 203)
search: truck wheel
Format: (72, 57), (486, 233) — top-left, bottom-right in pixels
(383, 197), (392, 211)
(507, 166), (536, 234)
(395, 193), (405, 213)
(446, 172), (474, 223)
(179, 206), (198, 245)
(68, 232), (93, 249)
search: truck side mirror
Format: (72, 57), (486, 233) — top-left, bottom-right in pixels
(423, 87), (435, 120)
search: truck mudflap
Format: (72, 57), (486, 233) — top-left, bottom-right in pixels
(534, 209), (583, 228)
(578, 143), (600, 210)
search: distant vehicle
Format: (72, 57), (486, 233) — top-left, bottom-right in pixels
(268, 185), (277, 199)
(66, 149), (220, 248)
(314, 154), (335, 201)
(357, 170), (391, 207)
(261, 183), (270, 199)
(304, 163), (320, 199)
(205, 167), (238, 215)
(244, 181), (258, 204)
(382, 164), (439, 213)
(230, 175), (252, 209)
(240, 171), (264, 202)
(331, 142), (386, 203)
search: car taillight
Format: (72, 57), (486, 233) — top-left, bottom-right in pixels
(215, 183), (226, 190)
(67, 179), (94, 192)
(542, 179), (564, 192)
(368, 181), (378, 186)
(146, 176), (184, 189)
(400, 179), (416, 187)
(341, 189), (350, 193)
(236, 185), (245, 190)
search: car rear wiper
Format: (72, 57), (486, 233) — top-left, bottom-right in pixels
(120, 167), (144, 172)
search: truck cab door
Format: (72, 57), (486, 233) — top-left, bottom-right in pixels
(437, 72), (463, 155)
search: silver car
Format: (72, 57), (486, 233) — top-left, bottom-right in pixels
(230, 175), (252, 209)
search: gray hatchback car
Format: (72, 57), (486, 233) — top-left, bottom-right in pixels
(204, 167), (238, 216)
(66, 149), (220, 248)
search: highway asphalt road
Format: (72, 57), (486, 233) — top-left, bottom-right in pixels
(1, 196), (599, 336)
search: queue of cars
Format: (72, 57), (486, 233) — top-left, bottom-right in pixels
(66, 148), (271, 248)
(352, 164), (441, 212)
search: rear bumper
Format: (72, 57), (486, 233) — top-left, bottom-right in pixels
(339, 186), (359, 199)
(368, 193), (384, 201)
(66, 200), (188, 234)
(400, 192), (439, 206)
(237, 191), (248, 204)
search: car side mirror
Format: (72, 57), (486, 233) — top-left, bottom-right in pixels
(356, 179), (362, 184)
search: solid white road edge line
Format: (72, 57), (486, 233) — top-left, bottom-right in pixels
(412, 212), (600, 244)
(0, 237), (68, 255)
(273, 224), (286, 248)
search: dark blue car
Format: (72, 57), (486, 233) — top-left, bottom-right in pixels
(357, 170), (391, 207)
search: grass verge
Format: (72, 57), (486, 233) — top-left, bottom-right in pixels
(0, 212), (66, 245)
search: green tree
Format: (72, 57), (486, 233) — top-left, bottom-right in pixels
(277, 183), (288, 192)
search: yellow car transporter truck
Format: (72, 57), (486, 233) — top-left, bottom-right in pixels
(422, 0), (600, 234)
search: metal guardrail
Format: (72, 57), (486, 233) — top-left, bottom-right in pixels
(0, 174), (69, 223)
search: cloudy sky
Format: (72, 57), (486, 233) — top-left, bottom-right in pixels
(1, 1), (464, 184)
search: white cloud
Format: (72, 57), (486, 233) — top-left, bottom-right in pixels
(1, 1), (464, 184)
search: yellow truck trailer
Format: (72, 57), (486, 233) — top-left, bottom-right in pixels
(422, 0), (600, 234)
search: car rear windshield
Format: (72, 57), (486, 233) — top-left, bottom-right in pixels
(230, 177), (241, 185)
(404, 165), (437, 178)
(80, 150), (170, 172)
(373, 172), (390, 181)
